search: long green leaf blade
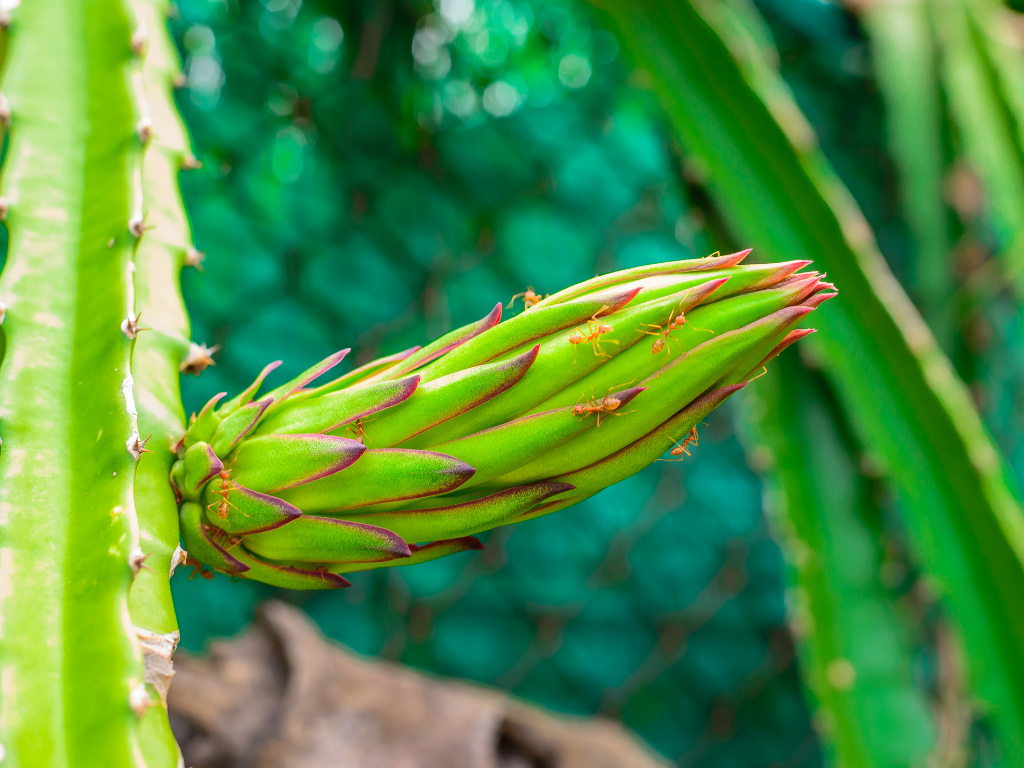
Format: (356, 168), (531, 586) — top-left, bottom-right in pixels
(596, 0), (1024, 758)
(741, 356), (938, 767)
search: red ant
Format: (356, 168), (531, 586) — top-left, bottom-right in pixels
(640, 306), (713, 357)
(572, 384), (636, 427)
(345, 415), (376, 444)
(508, 287), (548, 311)
(660, 426), (700, 461)
(184, 554), (214, 581)
(568, 307), (618, 363)
(201, 521), (243, 552)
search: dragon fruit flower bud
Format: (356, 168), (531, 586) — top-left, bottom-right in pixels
(173, 250), (832, 589)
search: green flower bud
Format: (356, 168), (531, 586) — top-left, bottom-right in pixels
(174, 250), (834, 588)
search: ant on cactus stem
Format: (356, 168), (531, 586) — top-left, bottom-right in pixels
(568, 307), (618, 363)
(572, 383), (636, 427)
(508, 286), (548, 311)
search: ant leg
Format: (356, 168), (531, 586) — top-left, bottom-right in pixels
(657, 440), (686, 462)
(748, 366), (769, 382)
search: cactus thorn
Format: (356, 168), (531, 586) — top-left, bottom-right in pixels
(131, 25), (148, 57)
(184, 247), (205, 270)
(107, 237), (115, 247)
(0, 93), (10, 127)
(135, 118), (153, 144)
(181, 155), (202, 171)
(180, 342), (219, 376)
(128, 212), (148, 238)
(172, 72), (186, 89)
(0, 0), (16, 28)
(121, 311), (150, 340)
(129, 547), (154, 576)
(129, 682), (154, 718)
(130, 433), (154, 457)
(0, 300), (6, 325)
(0, 197), (10, 221)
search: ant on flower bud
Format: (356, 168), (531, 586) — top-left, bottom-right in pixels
(572, 384), (636, 427)
(568, 307), (618, 363)
(660, 426), (700, 462)
(508, 286), (547, 311)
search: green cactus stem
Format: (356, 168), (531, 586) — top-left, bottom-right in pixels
(0, 1), (152, 765)
(176, 253), (834, 587)
(124, 0), (205, 765)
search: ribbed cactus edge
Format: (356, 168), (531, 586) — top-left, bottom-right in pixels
(125, 0), (205, 765)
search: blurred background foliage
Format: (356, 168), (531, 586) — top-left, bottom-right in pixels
(164, 0), (1024, 764)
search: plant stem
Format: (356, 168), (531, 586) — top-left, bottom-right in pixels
(0, 1), (148, 764)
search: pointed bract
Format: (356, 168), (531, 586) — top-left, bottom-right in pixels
(342, 482), (575, 542)
(332, 536), (485, 574)
(180, 442), (223, 501)
(257, 376), (420, 437)
(388, 303), (503, 378)
(209, 397), (274, 456)
(201, 482), (302, 535)
(231, 434), (366, 492)
(243, 514), (412, 563)
(278, 448), (476, 513)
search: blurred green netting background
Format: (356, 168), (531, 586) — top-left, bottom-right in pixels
(164, 0), (1023, 764)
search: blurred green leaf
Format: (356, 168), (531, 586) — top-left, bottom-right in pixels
(861, 0), (953, 344)
(595, 0), (1024, 759)
(741, 355), (938, 768)
(932, 0), (1024, 299)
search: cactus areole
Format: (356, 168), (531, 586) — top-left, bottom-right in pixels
(174, 251), (835, 589)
